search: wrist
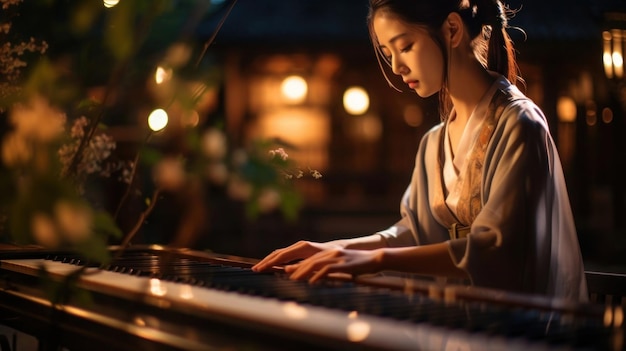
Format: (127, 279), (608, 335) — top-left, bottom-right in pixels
(373, 248), (387, 269)
(337, 234), (386, 250)
(328, 239), (349, 249)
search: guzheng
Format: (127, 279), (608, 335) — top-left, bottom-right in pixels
(0, 244), (623, 350)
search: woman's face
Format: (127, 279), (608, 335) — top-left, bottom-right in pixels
(373, 13), (444, 97)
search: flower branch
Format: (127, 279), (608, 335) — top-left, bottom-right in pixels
(119, 187), (162, 250)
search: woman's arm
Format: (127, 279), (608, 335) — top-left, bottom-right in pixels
(286, 242), (468, 283)
(331, 233), (388, 250)
(382, 242), (467, 277)
(251, 234), (387, 272)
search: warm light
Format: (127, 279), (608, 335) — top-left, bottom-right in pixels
(602, 107), (614, 124)
(282, 301), (309, 320)
(615, 306), (624, 327)
(183, 110), (200, 127)
(605, 305), (622, 327)
(281, 75), (308, 104)
(133, 317), (146, 327)
(255, 108), (330, 170)
(604, 29), (626, 80)
(557, 96), (577, 123)
(150, 278), (167, 296)
(613, 52), (624, 78)
(612, 29), (624, 79)
(343, 86), (369, 115)
(179, 285), (194, 300)
(403, 104), (424, 127)
(257, 109), (330, 145)
(604, 307), (612, 327)
(164, 43), (193, 68)
(148, 109), (168, 131)
(604, 31), (614, 79)
(155, 66), (173, 84)
(586, 114), (597, 126)
(346, 321), (371, 342)
(348, 113), (382, 141)
(103, 0), (119, 8)
(586, 100), (598, 126)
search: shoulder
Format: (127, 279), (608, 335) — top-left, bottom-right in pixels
(420, 122), (444, 147)
(497, 85), (550, 137)
(426, 122), (444, 135)
(409, 122), (444, 164)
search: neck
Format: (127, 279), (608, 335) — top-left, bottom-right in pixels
(448, 57), (495, 123)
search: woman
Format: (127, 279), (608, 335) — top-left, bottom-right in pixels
(252, 0), (588, 302)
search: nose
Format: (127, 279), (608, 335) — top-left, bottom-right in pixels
(391, 56), (408, 76)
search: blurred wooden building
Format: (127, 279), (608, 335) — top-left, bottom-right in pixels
(190, 0), (626, 264)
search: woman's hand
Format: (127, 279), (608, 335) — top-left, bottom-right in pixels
(285, 248), (385, 283)
(251, 241), (343, 272)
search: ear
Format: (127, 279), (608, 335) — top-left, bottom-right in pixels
(445, 12), (464, 48)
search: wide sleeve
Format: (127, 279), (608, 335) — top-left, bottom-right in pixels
(377, 124), (450, 248)
(376, 185), (419, 247)
(447, 100), (587, 301)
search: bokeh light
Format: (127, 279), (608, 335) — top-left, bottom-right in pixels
(103, 0), (119, 8)
(148, 109), (168, 131)
(281, 75), (307, 104)
(343, 86), (369, 115)
(155, 66), (173, 84)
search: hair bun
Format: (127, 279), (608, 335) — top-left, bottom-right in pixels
(471, 0), (507, 28)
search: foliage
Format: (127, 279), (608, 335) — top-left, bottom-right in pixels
(0, 0), (321, 267)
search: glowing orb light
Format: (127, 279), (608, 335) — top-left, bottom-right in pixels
(148, 109), (168, 131)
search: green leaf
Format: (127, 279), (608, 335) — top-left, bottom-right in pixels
(93, 211), (122, 239)
(279, 188), (302, 222)
(74, 235), (111, 264)
(70, 1), (102, 35)
(139, 147), (163, 166)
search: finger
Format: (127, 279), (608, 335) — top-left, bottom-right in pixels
(309, 264), (335, 284)
(284, 263), (300, 273)
(289, 257), (341, 280)
(253, 241), (321, 271)
(286, 249), (341, 277)
(252, 247), (297, 271)
(252, 250), (284, 271)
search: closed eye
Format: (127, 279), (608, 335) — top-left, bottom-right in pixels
(400, 44), (413, 53)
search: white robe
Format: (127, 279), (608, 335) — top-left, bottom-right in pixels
(377, 75), (588, 302)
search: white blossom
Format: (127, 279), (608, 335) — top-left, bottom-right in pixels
(58, 116), (131, 184)
(269, 147), (288, 161)
(310, 169), (323, 179)
(70, 116), (88, 138)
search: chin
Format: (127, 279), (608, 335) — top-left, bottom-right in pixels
(415, 89), (437, 98)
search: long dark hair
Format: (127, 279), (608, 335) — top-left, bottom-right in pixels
(367, 0), (520, 120)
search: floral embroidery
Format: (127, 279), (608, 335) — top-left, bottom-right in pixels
(432, 89), (516, 235)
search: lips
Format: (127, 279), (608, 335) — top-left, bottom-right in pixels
(404, 80), (418, 89)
